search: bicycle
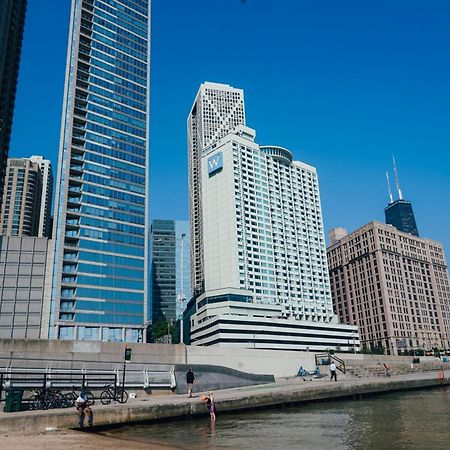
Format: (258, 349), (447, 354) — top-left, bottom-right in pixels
(64, 386), (95, 406)
(29, 388), (71, 410)
(100, 384), (128, 405)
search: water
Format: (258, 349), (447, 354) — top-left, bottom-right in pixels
(106, 387), (450, 450)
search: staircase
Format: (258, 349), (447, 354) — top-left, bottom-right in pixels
(346, 361), (449, 378)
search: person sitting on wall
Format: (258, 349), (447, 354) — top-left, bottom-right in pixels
(76, 392), (93, 428)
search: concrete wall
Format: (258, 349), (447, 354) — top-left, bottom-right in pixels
(2, 338), (437, 381)
(174, 364), (274, 394)
(186, 345), (316, 377)
(0, 339), (318, 379)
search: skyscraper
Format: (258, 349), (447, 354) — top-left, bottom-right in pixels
(187, 82), (245, 296)
(384, 159), (419, 236)
(385, 200), (419, 237)
(30, 155), (53, 237)
(150, 220), (191, 325)
(0, 156), (52, 237)
(50, 0), (151, 342)
(0, 0), (27, 208)
(186, 125), (359, 351)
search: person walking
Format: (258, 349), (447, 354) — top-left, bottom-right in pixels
(330, 361), (337, 382)
(186, 368), (195, 398)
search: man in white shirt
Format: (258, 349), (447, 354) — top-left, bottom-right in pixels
(76, 392), (93, 427)
(330, 362), (337, 381)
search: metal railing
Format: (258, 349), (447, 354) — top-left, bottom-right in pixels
(315, 353), (346, 374)
(143, 367), (176, 390)
(0, 369), (117, 403)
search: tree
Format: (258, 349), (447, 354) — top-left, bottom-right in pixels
(151, 319), (174, 342)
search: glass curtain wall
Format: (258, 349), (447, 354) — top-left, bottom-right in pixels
(50, 0), (150, 342)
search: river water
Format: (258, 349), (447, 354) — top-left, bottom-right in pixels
(107, 387), (450, 450)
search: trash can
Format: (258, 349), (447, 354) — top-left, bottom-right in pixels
(443, 356), (449, 363)
(412, 357), (420, 364)
(3, 388), (24, 413)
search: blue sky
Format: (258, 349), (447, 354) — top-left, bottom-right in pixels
(10, 0), (450, 252)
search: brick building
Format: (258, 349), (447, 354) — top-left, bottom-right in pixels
(327, 221), (450, 354)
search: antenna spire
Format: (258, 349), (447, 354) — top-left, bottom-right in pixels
(386, 171), (393, 204)
(392, 155), (403, 200)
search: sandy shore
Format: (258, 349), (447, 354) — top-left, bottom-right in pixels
(1, 429), (183, 450)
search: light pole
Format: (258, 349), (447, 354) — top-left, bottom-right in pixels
(179, 233), (186, 344)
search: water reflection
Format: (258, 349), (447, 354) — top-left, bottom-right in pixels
(107, 387), (449, 449)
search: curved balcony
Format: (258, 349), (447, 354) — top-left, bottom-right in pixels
(260, 145), (293, 165)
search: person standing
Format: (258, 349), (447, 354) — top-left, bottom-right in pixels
(206, 391), (216, 421)
(330, 361), (337, 382)
(186, 368), (195, 398)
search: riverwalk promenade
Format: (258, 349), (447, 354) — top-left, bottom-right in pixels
(0, 368), (448, 435)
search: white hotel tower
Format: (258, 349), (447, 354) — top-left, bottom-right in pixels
(188, 82), (245, 297)
(186, 116), (359, 351)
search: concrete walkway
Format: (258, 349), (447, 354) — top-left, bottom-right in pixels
(0, 370), (448, 433)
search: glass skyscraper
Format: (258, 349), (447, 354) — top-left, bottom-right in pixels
(150, 220), (191, 324)
(385, 199), (419, 237)
(0, 0), (27, 209)
(50, 0), (151, 342)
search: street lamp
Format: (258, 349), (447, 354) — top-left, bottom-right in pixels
(178, 233), (186, 344)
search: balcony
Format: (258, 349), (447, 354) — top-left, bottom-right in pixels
(64, 230), (80, 240)
(68, 186), (81, 194)
(62, 263), (77, 274)
(66, 219), (80, 230)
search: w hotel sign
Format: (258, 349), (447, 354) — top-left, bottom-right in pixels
(207, 152), (223, 176)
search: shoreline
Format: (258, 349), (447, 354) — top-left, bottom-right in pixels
(1, 429), (184, 450)
(0, 371), (448, 436)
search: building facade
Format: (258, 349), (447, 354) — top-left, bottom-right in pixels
(187, 82), (245, 296)
(50, 0), (151, 342)
(0, 0), (27, 208)
(385, 199), (419, 237)
(327, 222), (450, 354)
(1, 157), (40, 236)
(0, 236), (51, 339)
(0, 156), (53, 237)
(150, 220), (191, 324)
(186, 125), (359, 351)
(30, 155), (53, 237)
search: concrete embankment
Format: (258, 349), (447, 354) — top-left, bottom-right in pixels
(0, 371), (447, 433)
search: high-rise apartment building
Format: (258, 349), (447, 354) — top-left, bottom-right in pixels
(50, 0), (151, 342)
(150, 220), (191, 324)
(1, 157), (40, 236)
(185, 125), (359, 351)
(187, 82), (245, 296)
(30, 155), (53, 237)
(0, 156), (53, 237)
(0, 0), (27, 207)
(327, 222), (450, 354)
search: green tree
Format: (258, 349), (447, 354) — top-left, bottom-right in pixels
(151, 319), (174, 342)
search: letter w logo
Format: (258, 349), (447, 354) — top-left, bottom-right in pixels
(208, 156), (220, 170)
(208, 152), (223, 175)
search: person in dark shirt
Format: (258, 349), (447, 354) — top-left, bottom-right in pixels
(186, 368), (195, 398)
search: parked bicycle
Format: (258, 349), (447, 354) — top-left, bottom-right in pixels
(64, 386), (95, 406)
(100, 384), (128, 404)
(29, 388), (72, 410)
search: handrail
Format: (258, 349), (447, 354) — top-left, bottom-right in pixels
(314, 352), (346, 374)
(0, 370), (117, 402)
